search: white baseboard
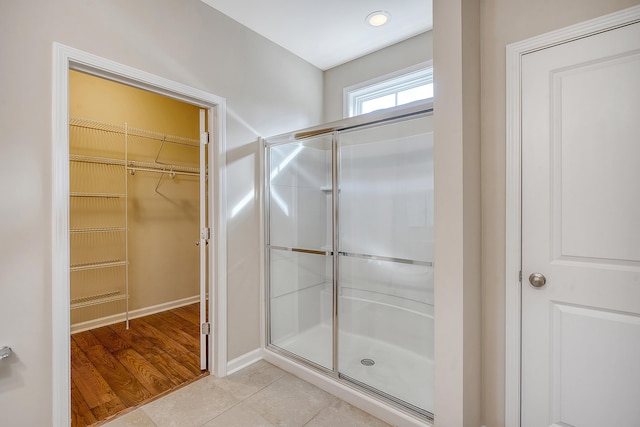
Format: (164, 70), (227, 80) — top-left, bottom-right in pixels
(70, 295), (200, 334)
(263, 349), (432, 427)
(226, 348), (263, 375)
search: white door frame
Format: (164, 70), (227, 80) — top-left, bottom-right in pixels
(52, 43), (228, 426)
(505, 5), (640, 426)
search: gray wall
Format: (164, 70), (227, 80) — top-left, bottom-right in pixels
(0, 0), (322, 424)
(323, 31), (433, 122)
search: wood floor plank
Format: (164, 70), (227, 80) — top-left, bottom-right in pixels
(172, 305), (200, 325)
(71, 381), (98, 427)
(73, 329), (104, 351)
(155, 309), (199, 335)
(90, 396), (127, 423)
(113, 348), (173, 395)
(130, 317), (202, 374)
(181, 302), (200, 317)
(146, 313), (199, 354)
(76, 331), (153, 407)
(71, 305), (205, 427)
(110, 323), (198, 385)
(110, 322), (159, 355)
(146, 352), (195, 386)
(91, 325), (131, 353)
(70, 339), (118, 408)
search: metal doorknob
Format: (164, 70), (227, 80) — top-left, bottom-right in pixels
(528, 273), (547, 288)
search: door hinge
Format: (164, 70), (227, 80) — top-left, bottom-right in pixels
(201, 322), (211, 335)
(519, 270), (523, 283)
(201, 227), (211, 240)
(200, 131), (209, 145)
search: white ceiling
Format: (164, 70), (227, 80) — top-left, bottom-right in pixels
(200, 0), (432, 70)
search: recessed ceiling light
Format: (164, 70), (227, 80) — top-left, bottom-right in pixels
(366, 10), (390, 27)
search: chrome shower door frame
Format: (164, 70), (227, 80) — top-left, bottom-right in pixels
(263, 102), (434, 421)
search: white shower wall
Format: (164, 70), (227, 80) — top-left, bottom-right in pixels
(334, 117), (434, 414)
(339, 125), (434, 263)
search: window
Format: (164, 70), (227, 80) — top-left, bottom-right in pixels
(344, 61), (433, 117)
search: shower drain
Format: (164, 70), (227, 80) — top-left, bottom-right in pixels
(360, 358), (375, 366)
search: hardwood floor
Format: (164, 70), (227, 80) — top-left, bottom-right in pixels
(71, 303), (207, 427)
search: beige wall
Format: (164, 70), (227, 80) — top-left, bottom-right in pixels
(433, 0), (482, 425)
(69, 71), (202, 325)
(0, 0), (322, 424)
(323, 31), (433, 122)
(480, 0), (640, 425)
(69, 70), (202, 137)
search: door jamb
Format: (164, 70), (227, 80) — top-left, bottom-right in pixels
(52, 43), (228, 426)
(505, 5), (640, 426)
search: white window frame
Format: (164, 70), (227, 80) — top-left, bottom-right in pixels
(343, 60), (433, 118)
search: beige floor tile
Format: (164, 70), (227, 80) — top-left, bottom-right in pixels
(202, 402), (275, 427)
(304, 399), (393, 427)
(141, 376), (239, 427)
(102, 361), (404, 427)
(244, 373), (339, 427)
(216, 360), (287, 401)
(102, 408), (157, 427)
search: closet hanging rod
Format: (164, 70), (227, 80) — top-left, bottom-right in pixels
(69, 116), (201, 147)
(127, 166), (201, 177)
(128, 160), (202, 175)
(69, 154), (203, 175)
(70, 192), (126, 198)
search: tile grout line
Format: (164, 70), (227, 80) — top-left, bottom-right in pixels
(195, 399), (244, 427)
(301, 406), (326, 426)
(194, 365), (287, 426)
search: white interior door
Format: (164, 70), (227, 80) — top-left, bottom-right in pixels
(199, 109), (208, 370)
(521, 22), (640, 427)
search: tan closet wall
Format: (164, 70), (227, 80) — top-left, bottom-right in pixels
(70, 70), (203, 326)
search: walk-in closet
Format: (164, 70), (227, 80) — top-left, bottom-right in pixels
(68, 71), (208, 426)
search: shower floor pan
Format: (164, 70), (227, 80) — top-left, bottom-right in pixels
(273, 323), (434, 415)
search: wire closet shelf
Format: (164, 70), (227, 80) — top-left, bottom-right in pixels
(68, 116), (204, 330)
(69, 116), (204, 177)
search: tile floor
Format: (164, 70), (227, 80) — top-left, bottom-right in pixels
(102, 360), (393, 427)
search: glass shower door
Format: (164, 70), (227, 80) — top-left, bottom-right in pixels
(337, 115), (434, 415)
(267, 134), (334, 370)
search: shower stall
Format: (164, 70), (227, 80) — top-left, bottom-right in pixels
(264, 105), (434, 420)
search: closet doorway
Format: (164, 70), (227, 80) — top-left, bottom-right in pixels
(68, 70), (209, 426)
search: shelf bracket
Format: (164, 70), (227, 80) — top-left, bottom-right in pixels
(154, 135), (167, 163)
